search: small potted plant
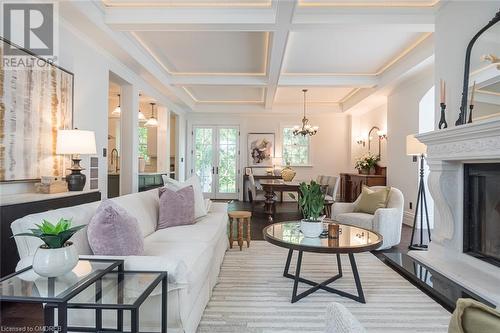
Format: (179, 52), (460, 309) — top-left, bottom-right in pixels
(290, 181), (325, 238)
(354, 152), (380, 175)
(13, 218), (85, 277)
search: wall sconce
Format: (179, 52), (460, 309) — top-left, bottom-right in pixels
(367, 126), (387, 158)
(356, 136), (366, 147)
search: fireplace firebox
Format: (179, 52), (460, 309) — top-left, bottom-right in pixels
(463, 163), (500, 267)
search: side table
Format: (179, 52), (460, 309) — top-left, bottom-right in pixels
(0, 259), (123, 333)
(61, 270), (168, 333)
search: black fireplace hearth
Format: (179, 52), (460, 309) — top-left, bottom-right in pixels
(463, 163), (500, 267)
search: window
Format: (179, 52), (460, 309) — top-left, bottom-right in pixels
(282, 127), (310, 166)
(138, 126), (149, 162)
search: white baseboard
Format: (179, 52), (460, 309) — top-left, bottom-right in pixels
(403, 211), (414, 226)
(403, 210), (434, 228)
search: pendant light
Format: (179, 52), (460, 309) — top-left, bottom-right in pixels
(112, 94), (121, 116)
(138, 109), (146, 122)
(293, 89), (318, 136)
(145, 102), (158, 127)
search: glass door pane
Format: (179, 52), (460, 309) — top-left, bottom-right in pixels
(193, 127), (214, 194)
(217, 128), (238, 196)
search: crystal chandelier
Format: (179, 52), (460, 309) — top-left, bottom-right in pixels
(293, 89), (318, 136)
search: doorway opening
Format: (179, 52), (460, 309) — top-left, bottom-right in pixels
(107, 79), (121, 198)
(192, 126), (240, 200)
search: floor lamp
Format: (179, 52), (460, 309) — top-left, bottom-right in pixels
(406, 134), (431, 251)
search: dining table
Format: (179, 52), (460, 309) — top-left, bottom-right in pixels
(259, 179), (301, 222)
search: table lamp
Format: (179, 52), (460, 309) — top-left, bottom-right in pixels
(406, 134), (431, 251)
(56, 129), (97, 191)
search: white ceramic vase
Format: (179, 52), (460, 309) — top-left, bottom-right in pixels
(300, 220), (323, 238)
(33, 242), (78, 277)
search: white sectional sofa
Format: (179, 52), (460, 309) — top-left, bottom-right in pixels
(11, 189), (229, 333)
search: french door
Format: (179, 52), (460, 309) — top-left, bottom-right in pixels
(192, 126), (240, 199)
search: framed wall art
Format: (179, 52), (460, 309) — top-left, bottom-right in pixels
(0, 37), (74, 182)
(247, 133), (274, 168)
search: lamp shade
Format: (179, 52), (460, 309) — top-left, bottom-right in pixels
(406, 134), (426, 156)
(56, 130), (97, 155)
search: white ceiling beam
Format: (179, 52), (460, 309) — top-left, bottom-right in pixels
(170, 75), (268, 86)
(194, 102), (342, 114)
(293, 7), (435, 32)
(279, 74), (378, 87)
(264, 1), (296, 109)
(104, 7), (276, 31)
(60, 1), (194, 113)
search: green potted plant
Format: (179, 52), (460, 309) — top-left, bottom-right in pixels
(290, 181), (325, 238)
(13, 218), (85, 277)
(354, 152), (380, 175)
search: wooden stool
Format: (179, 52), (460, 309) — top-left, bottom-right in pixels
(228, 211), (252, 250)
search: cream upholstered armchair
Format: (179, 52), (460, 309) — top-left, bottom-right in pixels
(331, 186), (404, 250)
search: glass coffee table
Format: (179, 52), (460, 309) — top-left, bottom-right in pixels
(263, 220), (382, 304)
(0, 259), (168, 333)
(0, 259), (123, 333)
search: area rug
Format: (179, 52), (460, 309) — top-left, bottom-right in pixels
(197, 241), (451, 333)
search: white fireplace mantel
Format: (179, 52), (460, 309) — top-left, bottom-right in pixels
(409, 117), (500, 308)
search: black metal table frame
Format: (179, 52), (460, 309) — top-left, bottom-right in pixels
(0, 259), (124, 333)
(283, 249), (366, 304)
(52, 270), (168, 333)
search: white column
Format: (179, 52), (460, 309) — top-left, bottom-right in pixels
(157, 105), (170, 173)
(177, 113), (187, 181)
(120, 84), (139, 194)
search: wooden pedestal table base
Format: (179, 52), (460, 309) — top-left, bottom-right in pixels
(259, 180), (300, 223)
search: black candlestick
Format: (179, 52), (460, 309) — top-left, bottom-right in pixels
(438, 103), (448, 129)
(467, 104), (474, 124)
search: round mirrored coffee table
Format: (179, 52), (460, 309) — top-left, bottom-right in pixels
(263, 220), (382, 304)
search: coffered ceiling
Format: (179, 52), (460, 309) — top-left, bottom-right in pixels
(94, 0), (438, 113)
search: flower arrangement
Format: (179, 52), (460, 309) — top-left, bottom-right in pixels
(354, 152), (380, 173)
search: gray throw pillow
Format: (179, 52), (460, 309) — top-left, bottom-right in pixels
(87, 200), (144, 255)
(157, 186), (195, 229)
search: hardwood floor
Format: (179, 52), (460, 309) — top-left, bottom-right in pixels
(227, 200), (420, 257)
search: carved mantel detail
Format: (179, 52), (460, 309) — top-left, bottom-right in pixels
(427, 137), (500, 160)
(417, 118), (500, 253)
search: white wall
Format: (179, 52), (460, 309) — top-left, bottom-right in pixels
(434, 1), (500, 125)
(350, 104), (388, 169)
(187, 112), (351, 200)
(387, 66), (434, 225)
(0, 18), (182, 197)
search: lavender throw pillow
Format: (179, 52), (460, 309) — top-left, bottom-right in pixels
(157, 186), (195, 229)
(87, 200), (144, 256)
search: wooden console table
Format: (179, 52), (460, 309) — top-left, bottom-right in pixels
(0, 190), (101, 277)
(339, 173), (387, 202)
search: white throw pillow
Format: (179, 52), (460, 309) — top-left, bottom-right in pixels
(204, 198), (212, 212)
(162, 175), (207, 219)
